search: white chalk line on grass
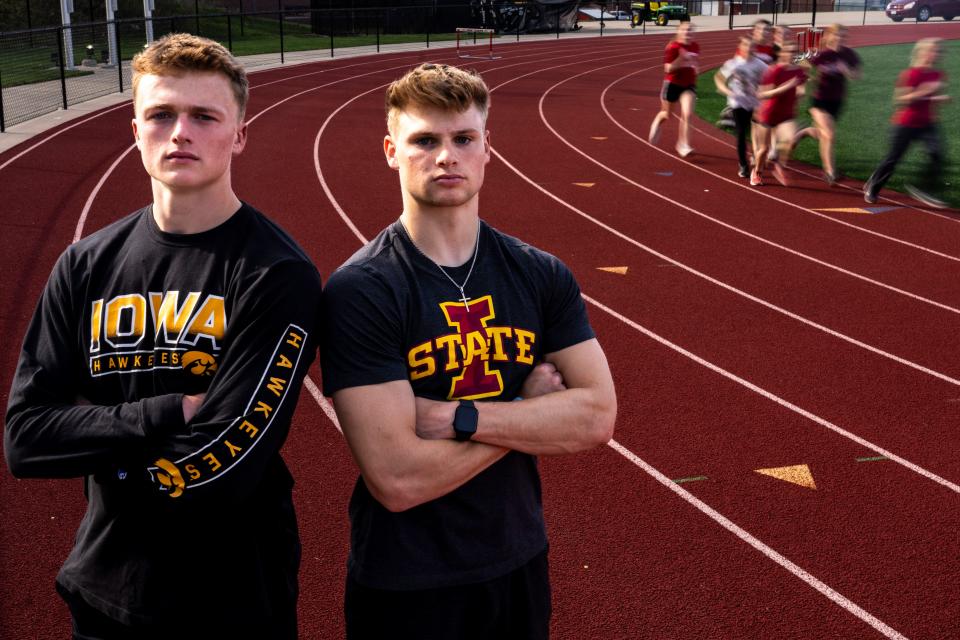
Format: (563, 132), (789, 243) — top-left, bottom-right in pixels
(606, 438), (910, 640)
(599, 67), (960, 261)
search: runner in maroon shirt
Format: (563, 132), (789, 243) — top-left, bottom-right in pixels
(864, 38), (951, 209)
(752, 43), (807, 186)
(792, 24), (862, 185)
(648, 21), (699, 158)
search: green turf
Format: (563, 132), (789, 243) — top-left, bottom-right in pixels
(696, 40), (959, 207)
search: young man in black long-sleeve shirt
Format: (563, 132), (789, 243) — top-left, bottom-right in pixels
(4, 33), (321, 638)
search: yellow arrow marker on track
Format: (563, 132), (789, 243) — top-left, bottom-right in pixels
(573, 182), (595, 188)
(597, 266), (629, 275)
(755, 464), (817, 489)
(591, 136), (608, 140)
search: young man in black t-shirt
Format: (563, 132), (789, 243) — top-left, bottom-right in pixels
(321, 63), (617, 639)
(4, 34), (321, 637)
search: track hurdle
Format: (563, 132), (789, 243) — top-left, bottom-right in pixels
(456, 27), (499, 60)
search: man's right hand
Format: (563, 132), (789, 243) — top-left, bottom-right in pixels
(182, 393), (206, 423)
(519, 363), (566, 400)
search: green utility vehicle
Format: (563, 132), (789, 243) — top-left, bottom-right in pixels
(630, 1), (691, 26)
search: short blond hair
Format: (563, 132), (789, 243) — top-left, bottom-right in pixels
(912, 37), (941, 66)
(385, 63), (490, 134)
(132, 33), (249, 119)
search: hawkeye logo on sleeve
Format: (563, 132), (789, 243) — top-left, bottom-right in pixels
(406, 295), (536, 400)
(148, 325), (307, 498)
(88, 291), (226, 377)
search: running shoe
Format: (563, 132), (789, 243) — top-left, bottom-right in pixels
(750, 169), (763, 186)
(738, 164), (749, 179)
(863, 185), (878, 204)
(648, 119), (662, 145)
(905, 184), (949, 209)
(771, 161), (790, 186)
(676, 142), (693, 158)
(823, 170), (837, 187)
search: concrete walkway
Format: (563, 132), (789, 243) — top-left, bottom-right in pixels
(0, 10), (927, 154)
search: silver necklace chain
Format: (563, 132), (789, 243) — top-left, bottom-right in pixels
(400, 219), (481, 312)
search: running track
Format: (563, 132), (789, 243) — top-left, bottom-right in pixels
(1, 23), (958, 638)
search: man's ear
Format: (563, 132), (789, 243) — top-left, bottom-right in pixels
(131, 118), (141, 147)
(233, 121), (248, 155)
(384, 134), (399, 170)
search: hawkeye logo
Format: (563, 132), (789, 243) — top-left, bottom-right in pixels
(406, 295), (536, 400)
(88, 291), (226, 377)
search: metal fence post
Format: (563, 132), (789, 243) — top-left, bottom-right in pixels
(115, 17), (123, 92)
(57, 26), (68, 110)
(0, 69), (5, 133)
(426, 6), (432, 48)
(330, 10), (335, 57)
(227, 13), (233, 51)
(279, 4), (285, 64)
(376, 11), (380, 53)
(729, 1), (735, 29)
(556, 6), (561, 38)
(601, 1), (605, 36)
(195, 0), (200, 34)
(862, 0), (868, 24)
(811, 0), (818, 27)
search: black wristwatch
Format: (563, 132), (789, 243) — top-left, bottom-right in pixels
(453, 400), (478, 441)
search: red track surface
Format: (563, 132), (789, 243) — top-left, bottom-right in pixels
(2, 23), (959, 638)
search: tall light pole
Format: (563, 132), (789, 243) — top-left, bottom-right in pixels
(59, 0), (76, 69)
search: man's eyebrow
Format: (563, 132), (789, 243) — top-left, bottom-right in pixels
(142, 102), (226, 115)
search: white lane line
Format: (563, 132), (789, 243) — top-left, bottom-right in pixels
(606, 438), (910, 640)
(304, 375), (341, 433)
(599, 68), (960, 262)
(533, 64), (960, 314)
(311, 57), (926, 637)
(73, 143), (137, 243)
(491, 147), (960, 387)
(0, 102), (131, 172)
(587, 294), (959, 494)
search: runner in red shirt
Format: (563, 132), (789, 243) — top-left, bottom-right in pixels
(792, 24), (862, 185)
(648, 21), (699, 157)
(752, 43), (807, 186)
(864, 38), (950, 208)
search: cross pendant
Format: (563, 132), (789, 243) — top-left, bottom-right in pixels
(458, 287), (472, 312)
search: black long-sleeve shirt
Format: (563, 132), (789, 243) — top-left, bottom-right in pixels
(4, 203), (321, 629)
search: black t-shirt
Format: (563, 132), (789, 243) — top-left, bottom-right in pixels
(321, 220), (594, 590)
(5, 203), (322, 627)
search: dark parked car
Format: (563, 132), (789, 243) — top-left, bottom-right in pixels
(885, 0), (958, 21)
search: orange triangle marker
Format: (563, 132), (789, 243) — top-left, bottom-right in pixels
(755, 464), (816, 489)
(598, 266), (628, 275)
(573, 182), (595, 188)
(591, 136), (608, 140)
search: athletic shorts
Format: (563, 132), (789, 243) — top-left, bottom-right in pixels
(661, 82), (696, 103)
(345, 549), (551, 640)
(810, 97), (843, 119)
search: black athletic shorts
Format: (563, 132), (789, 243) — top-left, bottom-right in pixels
(661, 81), (696, 103)
(811, 97), (843, 119)
(345, 548), (551, 640)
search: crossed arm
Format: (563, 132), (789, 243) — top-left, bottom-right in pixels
(331, 338), (616, 513)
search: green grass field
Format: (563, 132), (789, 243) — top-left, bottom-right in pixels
(696, 40), (959, 207)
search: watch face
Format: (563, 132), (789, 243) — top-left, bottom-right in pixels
(454, 402), (479, 440)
